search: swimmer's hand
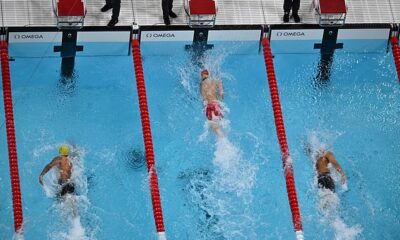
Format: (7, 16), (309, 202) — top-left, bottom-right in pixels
(39, 175), (44, 185)
(341, 174), (346, 185)
(341, 182), (348, 192)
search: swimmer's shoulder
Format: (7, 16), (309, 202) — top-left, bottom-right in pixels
(52, 156), (62, 162)
(48, 156), (62, 167)
(325, 151), (334, 160)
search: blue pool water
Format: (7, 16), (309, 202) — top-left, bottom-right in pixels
(0, 37), (399, 240)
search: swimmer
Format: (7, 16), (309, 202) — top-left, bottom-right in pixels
(200, 69), (224, 138)
(39, 144), (75, 198)
(315, 149), (346, 192)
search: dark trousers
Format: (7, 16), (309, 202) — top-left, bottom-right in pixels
(162, 0), (173, 18)
(283, 0), (300, 13)
(106, 0), (121, 19)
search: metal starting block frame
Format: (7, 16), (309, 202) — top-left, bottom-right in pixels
(185, 0), (217, 28)
(313, 0), (347, 27)
(53, 0), (86, 29)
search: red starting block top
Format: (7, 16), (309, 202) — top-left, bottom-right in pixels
(319, 0), (346, 14)
(189, 0), (216, 15)
(58, 0), (85, 16)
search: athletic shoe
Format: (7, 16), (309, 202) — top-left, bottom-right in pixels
(107, 18), (118, 27)
(164, 17), (171, 25)
(283, 12), (290, 23)
(292, 13), (301, 23)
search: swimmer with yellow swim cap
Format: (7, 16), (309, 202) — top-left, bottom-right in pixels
(59, 144), (69, 156)
(39, 144), (75, 198)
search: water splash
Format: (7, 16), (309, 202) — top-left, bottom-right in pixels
(183, 135), (258, 239)
(66, 216), (87, 240)
(33, 143), (62, 158)
(318, 189), (362, 240)
(12, 231), (24, 240)
(213, 137), (257, 201)
(198, 121), (211, 142)
(176, 47), (236, 98)
(304, 130), (338, 157)
(331, 217), (362, 240)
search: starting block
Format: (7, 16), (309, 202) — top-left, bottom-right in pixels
(314, 0), (346, 26)
(185, 0), (217, 28)
(54, 0), (86, 29)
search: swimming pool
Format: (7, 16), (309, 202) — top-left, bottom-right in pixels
(0, 29), (399, 240)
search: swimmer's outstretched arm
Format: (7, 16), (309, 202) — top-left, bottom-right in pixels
(39, 157), (60, 185)
(326, 151), (346, 184)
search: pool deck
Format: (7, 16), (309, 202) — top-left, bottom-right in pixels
(0, 0), (399, 27)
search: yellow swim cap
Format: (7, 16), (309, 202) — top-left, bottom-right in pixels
(59, 144), (69, 156)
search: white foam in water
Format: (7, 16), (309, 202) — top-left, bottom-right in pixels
(198, 121), (210, 142)
(33, 143), (63, 158)
(340, 183), (348, 193)
(214, 137), (239, 172)
(317, 186), (362, 240)
(190, 112), (258, 238)
(307, 132), (362, 240)
(67, 216), (87, 240)
(12, 231), (24, 240)
(209, 129), (257, 238)
(317, 189), (340, 217)
(332, 217), (362, 240)
(211, 115), (256, 198)
(178, 65), (196, 96)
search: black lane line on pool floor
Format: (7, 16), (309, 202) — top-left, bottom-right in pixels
(54, 30), (83, 79)
(314, 27), (343, 84)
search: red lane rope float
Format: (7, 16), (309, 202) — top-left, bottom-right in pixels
(390, 36), (400, 82)
(261, 37), (304, 240)
(131, 39), (166, 239)
(1, 40), (23, 233)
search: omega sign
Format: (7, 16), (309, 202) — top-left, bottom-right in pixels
(10, 32), (62, 43)
(145, 33), (176, 38)
(142, 31), (194, 42)
(276, 31), (305, 37)
(13, 34), (44, 40)
(272, 29), (323, 41)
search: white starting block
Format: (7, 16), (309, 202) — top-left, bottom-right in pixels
(313, 0), (346, 27)
(185, 0), (217, 28)
(54, 0), (86, 29)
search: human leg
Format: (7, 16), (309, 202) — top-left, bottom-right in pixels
(210, 122), (224, 138)
(168, 0), (177, 18)
(162, 0), (171, 24)
(101, 0), (113, 12)
(283, 0), (292, 22)
(106, 0), (120, 27)
(283, 0), (293, 13)
(292, 0), (301, 13)
(291, 0), (301, 22)
(111, 0), (121, 20)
